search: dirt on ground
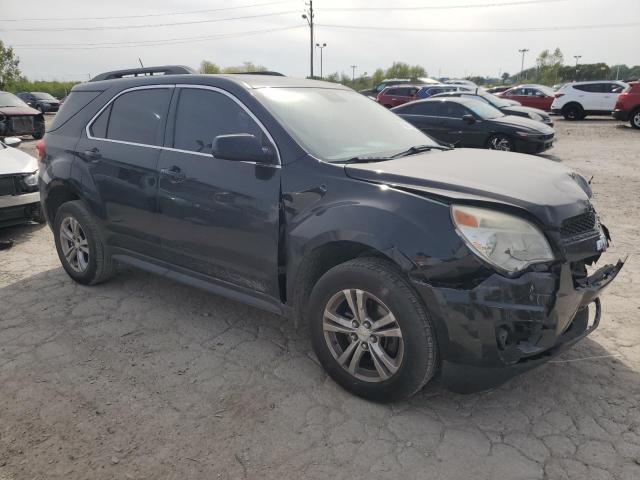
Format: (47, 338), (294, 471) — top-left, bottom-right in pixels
(1, 116), (639, 480)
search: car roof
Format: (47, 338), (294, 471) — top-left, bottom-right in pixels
(413, 96), (481, 106)
(74, 73), (352, 92)
(568, 80), (626, 85)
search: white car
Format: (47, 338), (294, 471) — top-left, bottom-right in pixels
(551, 80), (627, 120)
(0, 137), (44, 227)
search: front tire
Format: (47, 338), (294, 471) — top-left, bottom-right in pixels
(630, 109), (640, 130)
(309, 257), (438, 402)
(487, 134), (514, 151)
(53, 201), (114, 285)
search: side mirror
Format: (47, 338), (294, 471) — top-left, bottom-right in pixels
(211, 133), (276, 164)
(462, 114), (476, 124)
(3, 137), (22, 148)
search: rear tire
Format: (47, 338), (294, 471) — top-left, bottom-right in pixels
(562, 104), (584, 121)
(32, 122), (45, 140)
(53, 201), (114, 285)
(630, 109), (640, 130)
(309, 257), (438, 402)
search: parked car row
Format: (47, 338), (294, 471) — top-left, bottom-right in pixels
(376, 84), (472, 108)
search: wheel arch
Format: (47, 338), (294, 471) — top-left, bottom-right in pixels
(42, 179), (82, 225)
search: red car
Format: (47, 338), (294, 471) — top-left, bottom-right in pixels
(497, 84), (556, 111)
(377, 85), (420, 108)
(612, 81), (640, 129)
(0, 91), (45, 139)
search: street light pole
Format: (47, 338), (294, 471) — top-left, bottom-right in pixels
(518, 48), (529, 82)
(315, 42), (327, 79)
(302, 1), (314, 78)
(350, 65), (357, 87)
(573, 55), (582, 81)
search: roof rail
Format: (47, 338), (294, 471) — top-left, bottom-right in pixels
(89, 65), (196, 82)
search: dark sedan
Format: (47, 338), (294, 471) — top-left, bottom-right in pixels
(393, 97), (555, 154)
(0, 91), (45, 140)
(16, 91), (60, 114)
(431, 90), (553, 126)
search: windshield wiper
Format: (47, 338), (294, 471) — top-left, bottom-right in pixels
(391, 144), (452, 158)
(337, 156), (395, 164)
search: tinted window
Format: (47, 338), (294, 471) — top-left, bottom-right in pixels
(51, 90), (102, 131)
(102, 88), (172, 145)
(440, 102), (467, 118)
(574, 84), (598, 93)
(412, 102), (440, 115)
(90, 104), (110, 137)
(385, 88), (401, 96)
(173, 88), (264, 154)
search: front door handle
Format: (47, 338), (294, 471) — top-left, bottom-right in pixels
(161, 166), (186, 183)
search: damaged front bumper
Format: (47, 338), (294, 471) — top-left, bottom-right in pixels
(412, 257), (625, 394)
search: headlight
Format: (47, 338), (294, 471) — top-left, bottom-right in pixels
(515, 131), (538, 137)
(23, 171), (39, 187)
(529, 113), (543, 121)
(451, 205), (554, 273)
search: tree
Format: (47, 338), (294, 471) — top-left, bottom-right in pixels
(199, 61), (221, 74)
(535, 47), (564, 84)
(501, 72), (510, 83)
(371, 68), (385, 86)
(222, 61), (268, 73)
(0, 41), (21, 89)
(385, 62), (426, 81)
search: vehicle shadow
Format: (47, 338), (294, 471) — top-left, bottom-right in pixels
(0, 222), (46, 247)
(539, 153), (562, 162)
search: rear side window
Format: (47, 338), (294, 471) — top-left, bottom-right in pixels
(574, 84), (599, 93)
(412, 102), (440, 116)
(172, 88), (264, 154)
(49, 90), (102, 131)
(90, 88), (172, 146)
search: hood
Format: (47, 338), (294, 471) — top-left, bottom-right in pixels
(344, 149), (591, 226)
(0, 144), (38, 174)
(502, 105), (549, 118)
(490, 115), (554, 134)
(0, 105), (41, 116)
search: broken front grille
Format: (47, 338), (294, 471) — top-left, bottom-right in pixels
(561, 209), (597, 238)
(10, 116), (34, 133)
(0, 176), (17, 196)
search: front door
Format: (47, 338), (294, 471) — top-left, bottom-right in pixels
(76, 86), (173, 257)
(156, 86), (281, 298)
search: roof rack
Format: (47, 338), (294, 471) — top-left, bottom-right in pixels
(226, 71), (286, 76)
(89, 65), (196, 82)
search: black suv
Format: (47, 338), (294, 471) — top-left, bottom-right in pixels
(39, 67), (623, 401)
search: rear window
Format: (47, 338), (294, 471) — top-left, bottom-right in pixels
(89, 88), (172, 146)
(49, 91), (102, 131)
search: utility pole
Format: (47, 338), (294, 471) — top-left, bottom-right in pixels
(315, 42), (326, 79)
(350, 65), (357, 87)
(302, 1), (314, 78)
(573, 55), (582, 81)
(518, 48), (529, 82)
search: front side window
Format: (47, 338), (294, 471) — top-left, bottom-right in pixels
(90, 88), (172, 146)
(172, 88), (264, 154)
(439, 102), (467, 118)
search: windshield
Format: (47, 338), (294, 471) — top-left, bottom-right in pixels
(465, 100), (504, 120)
(255, 88), (437, 161)
(479, 92), (511, 108)
(0, 92), (28, 107)
(33, 92), (57, 100)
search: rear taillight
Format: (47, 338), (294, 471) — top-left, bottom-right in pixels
(554, 93), (564, 98)
(35, 139), (45, 165)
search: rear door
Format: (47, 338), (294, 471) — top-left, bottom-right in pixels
(599, 82), (624, 111)
(156, 86), (281, 297)
(77, 86), (173, 258)
(399, 102), (447, 142)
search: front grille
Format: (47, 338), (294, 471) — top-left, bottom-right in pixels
(0, 176), (16, 196)
(561, 209), (597, 238)
(10, 116), (34, 133)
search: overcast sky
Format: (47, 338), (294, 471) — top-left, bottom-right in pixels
(2, 0), (639, 82)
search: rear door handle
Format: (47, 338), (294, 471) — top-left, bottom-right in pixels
(161, 166), (186, 183)
(84, 147), (101, 162)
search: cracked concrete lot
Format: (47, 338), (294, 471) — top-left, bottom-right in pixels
(1, 117), (640, 480)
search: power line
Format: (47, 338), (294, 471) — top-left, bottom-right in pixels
(316, 21), (640, 33)
(320, 0), (569, 11)
(12, 25), (306, 50)
(0, 10), (300, 32)
(0, 0), (294, 22)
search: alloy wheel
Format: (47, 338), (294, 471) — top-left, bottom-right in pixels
(489, 136), (512, 151)
(633, 112), (640, 128)
(59, 216), (90, 273)
(322, 289), (404, 382)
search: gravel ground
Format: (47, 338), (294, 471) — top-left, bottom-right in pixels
(1, 116), (639, 480)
